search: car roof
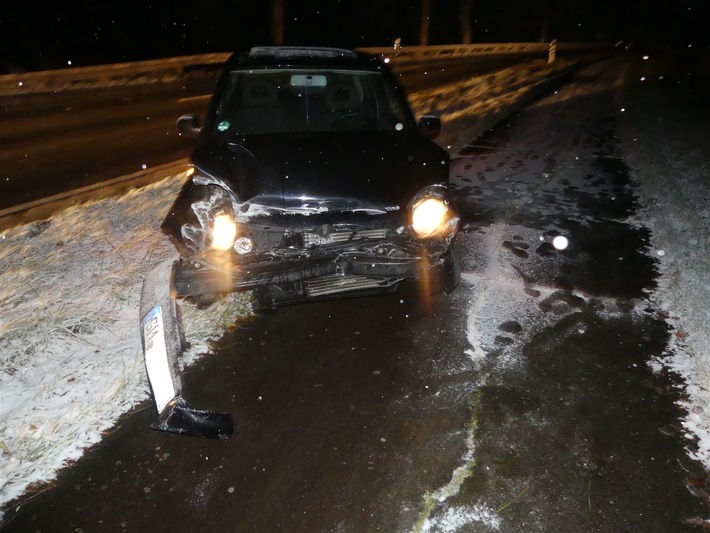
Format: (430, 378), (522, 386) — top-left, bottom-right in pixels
(225, 46), (382, 70)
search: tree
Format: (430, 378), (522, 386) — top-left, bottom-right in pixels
(420, 0), (433, 45)
(272, 0), (285, 45)
(459, 0), (473, 44)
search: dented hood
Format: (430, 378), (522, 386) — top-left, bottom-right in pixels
(190, 132), (449, 210)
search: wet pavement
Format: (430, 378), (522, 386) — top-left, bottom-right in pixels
(2, 284), (476, 532)
(433, 59), (705, 530)
(3, 59), (707, 531)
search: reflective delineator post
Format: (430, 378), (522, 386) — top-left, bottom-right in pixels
(548, 39), (558, 64)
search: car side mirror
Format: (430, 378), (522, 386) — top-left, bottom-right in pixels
(418, 114), (441, 139)
(177, 114), (202, 138)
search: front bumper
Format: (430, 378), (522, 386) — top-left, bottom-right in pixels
(173, 250), (450, 299)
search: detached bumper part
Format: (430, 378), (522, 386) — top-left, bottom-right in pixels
(153, 397), (233, 440)
(140, 259), (234, 440)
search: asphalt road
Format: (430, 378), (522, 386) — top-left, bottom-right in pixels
(0, 88), (204, 209)
(438, 59), (705, 531)
(3, 283), (475, 532)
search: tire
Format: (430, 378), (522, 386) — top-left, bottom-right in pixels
(250, 285), (278, 313)
(441, 243), (461, 295)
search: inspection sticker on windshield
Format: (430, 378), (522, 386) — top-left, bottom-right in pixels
(142, 306), (176, 413)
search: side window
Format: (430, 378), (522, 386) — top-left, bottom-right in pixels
(218, 73), (290, 135)
(216, 72), (241, 119)
(380, 80), (411, 125)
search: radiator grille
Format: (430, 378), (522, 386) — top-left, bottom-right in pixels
(305, 275), (397, 297)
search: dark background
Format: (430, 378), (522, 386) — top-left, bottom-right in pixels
(1, 0), (708, 72)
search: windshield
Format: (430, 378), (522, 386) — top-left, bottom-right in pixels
(214, 68), (417, 135)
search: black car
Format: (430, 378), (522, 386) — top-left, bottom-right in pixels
(140, 46), (460, 439)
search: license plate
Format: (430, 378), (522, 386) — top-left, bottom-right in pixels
(142, 306), (176, 413)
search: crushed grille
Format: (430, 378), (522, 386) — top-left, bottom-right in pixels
(302, 228), (387, 247)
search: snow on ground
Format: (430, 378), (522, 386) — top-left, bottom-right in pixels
(617, 56), (710, 467)
(1, 53), (708, 525)
(0, 172), (252, 513)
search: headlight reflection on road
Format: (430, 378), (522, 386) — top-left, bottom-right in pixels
(552, 235), (569, 250)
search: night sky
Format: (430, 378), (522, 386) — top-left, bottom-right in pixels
(1, 0), (707, 72)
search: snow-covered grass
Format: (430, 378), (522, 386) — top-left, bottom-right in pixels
(407, 58), (576, 153)
(0, 172), (252, 513)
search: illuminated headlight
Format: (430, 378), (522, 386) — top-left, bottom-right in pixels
(411, 197), (449, 238)
(210, 213), (237, 251)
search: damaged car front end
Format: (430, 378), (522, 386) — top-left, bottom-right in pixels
(139, 46), (459, 439)
(164, 145), (459, 308)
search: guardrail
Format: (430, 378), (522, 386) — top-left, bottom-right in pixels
(0, 42), (612, 96)
(359, 41), (610, 63)
(0, 53), (230, 96)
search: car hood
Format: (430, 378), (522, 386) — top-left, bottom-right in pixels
(190, 132), (449, 211)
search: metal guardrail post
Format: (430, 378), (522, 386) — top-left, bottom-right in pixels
(548, 39), (558, 64)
